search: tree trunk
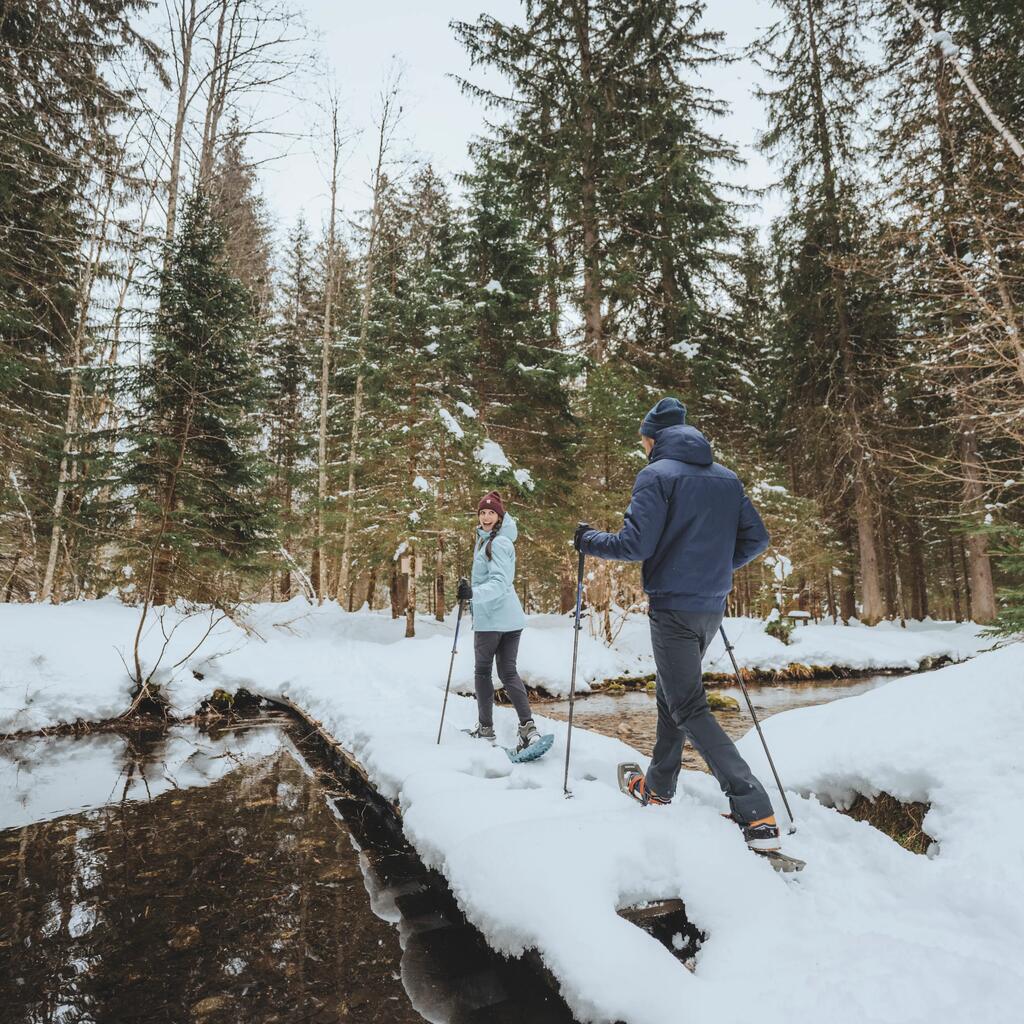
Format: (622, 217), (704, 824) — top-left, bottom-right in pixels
(571, 0), (603, 360)
(959, 418), (997, 622)
(959, 538), (973, 621)
(931, 24), (997, 625)
(907, 515), (928, 620)
(315, 101), (342, 605)
(560, 570), (575, 614)
(198, 0), (231, 184)
(434, 539), (445, 622)
(165, 0), (199, 243)
(947, 535), (963, 622)
(805, 0), (884, 624)
(390, 565), (408, 620)
(405, 546), (416, 638)
(339, 85), (398, 601)
(365, 564), (377, 610)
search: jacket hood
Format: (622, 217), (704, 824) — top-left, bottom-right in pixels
(477, 512), (518, 543)
(649, 424), (713, 467)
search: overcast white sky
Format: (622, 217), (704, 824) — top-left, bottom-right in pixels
(254, 0), (785, 241)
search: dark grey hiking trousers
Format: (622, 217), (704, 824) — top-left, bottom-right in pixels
(474, 629), (533, 726)
(645, 609), (774, 824)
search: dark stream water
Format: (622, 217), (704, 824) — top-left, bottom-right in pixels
(542, 675), (896, 770)
(0, 717), (573, 1024)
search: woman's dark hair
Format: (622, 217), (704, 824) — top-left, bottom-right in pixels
(483, 517), (502, 561)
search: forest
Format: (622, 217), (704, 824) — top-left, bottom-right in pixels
(2, 0), (1022, 639)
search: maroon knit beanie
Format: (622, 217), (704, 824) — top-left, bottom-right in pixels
(477, 491), (505, 517)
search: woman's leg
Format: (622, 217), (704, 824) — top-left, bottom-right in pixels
(474, 632), (501, 726)
(494, 630), (533, 724)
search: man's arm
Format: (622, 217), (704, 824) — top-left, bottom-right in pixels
(734, 491), (769, 570)
(581, 475), (668, 562)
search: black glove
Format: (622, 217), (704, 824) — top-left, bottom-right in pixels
(573, 522), (593, 553)
(456, 578), (472, 602)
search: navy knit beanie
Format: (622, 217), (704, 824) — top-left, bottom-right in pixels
(640, 397), (687, 438)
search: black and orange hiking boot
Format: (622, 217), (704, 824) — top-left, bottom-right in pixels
(618, 764), (670, 806)
(723, 812), (782, 851)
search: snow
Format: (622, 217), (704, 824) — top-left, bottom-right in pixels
(412, 475), (433, 494)
(438, 407), (464, 439)
(669, 339), (700, 359)
(513, 467), (535, 491)
(456, 401), (478, 419)
(930, 28), (961, 59)
(1, 599), (1019, 1023)
(483, 278), (505, 293)
(0, 603), (991, 738)
(475, 438), (512, 471)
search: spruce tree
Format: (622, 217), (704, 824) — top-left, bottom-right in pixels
(0, 0), (155, 599)
(758, 0), (888, 623)
(266, 215), (321, 600)
(127, 189), (274, 609)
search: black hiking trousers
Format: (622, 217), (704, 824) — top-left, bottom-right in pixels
(473, 629), (533, 727)
(645, 609), (774, 824)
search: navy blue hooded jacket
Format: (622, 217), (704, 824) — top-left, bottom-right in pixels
(580, 424), (770, 613)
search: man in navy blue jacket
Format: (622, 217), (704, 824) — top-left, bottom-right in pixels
(575, 397), (780, 850)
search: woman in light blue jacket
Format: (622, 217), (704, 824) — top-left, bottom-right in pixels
(457, 491), (542, 754)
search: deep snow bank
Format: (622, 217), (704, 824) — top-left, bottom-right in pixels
(0, 597), (989, 734)
(739, 642), (1024, 868)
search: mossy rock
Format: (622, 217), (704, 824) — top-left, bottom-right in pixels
(605, 681), (627, 694)
(706, 691), (740, 712)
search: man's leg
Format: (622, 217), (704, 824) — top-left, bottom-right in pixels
(473, 632), (500, 727)
(645, 674), (688, 799)
(649, 609), (774, 823)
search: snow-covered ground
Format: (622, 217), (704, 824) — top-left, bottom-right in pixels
(2, 597), (1021, 1023)
(0, 596), (989, 734)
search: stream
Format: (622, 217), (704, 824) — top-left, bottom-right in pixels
(0, 716), (573, 1024)
(541, 675), (898, 770)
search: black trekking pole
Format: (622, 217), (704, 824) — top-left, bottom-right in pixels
(562, 535), (587, 797)
(719, 624), (796, 834)
(437, 579), (468, 745)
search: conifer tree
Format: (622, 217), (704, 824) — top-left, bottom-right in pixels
(758, 0), (887, 623)
(0, 0), (155, 600)
(360, 167), (479, 634)
(266, 215), (320, 600)
(127, 189), (274, 614)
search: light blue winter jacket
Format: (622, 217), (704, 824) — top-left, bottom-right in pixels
(471, 514), (527, 633)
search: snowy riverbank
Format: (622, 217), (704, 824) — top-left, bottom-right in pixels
(1, 597), (1022, 1022)
(0, 596), (991, 735)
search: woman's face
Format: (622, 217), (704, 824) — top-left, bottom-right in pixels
(478, 508), (499, 530)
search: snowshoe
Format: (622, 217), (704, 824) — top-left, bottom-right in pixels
(505, 722), (554, 764)
(722, 813), (804, 873)
(616, 762), (670, 805)
(754, 849), (805, 873)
